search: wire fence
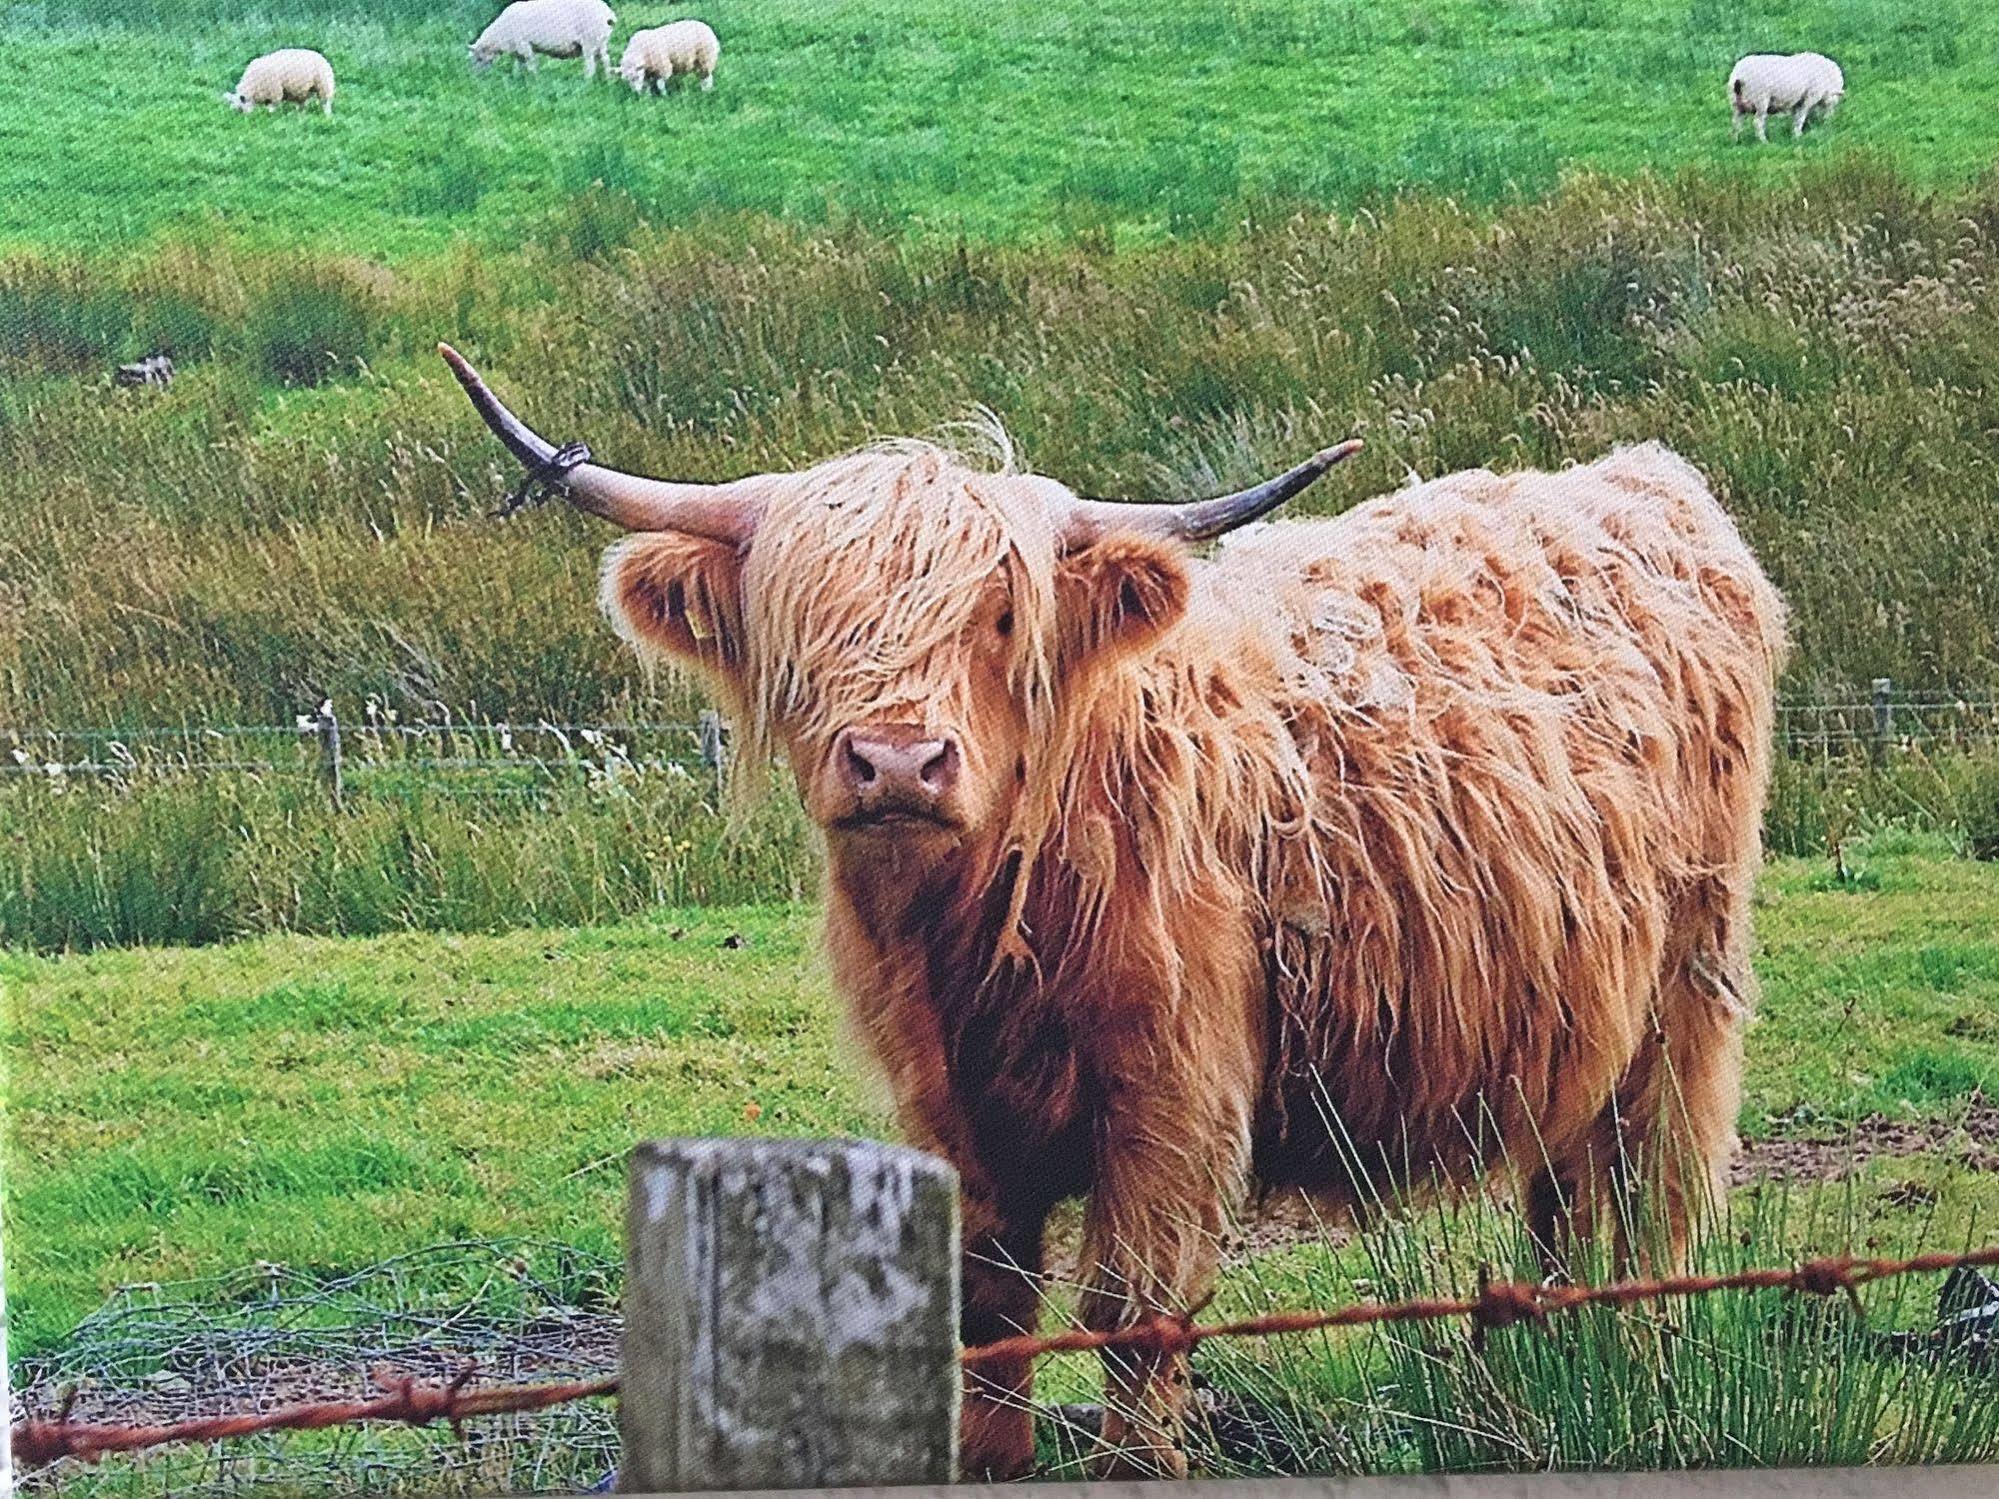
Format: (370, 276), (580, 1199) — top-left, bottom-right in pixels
(8, 1241), (623, 1495)
(12, 1239), (1999, 1478)
(0, 712), (729, 791)
(3, 686), (1996, 789)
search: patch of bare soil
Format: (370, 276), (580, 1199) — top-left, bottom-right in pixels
(12, 1311), (619, 1433)
(1039, 1189), (1344, 1289)
(1038, 1102), (1999, 1286)
(1730, 1099), (1999, 1188)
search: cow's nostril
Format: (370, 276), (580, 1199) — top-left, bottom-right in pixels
(843, 738), (878, 786)
(920, 741), (958, 791)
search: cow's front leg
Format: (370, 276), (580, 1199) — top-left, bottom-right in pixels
(1078, 1105), (1248, 1479)
(959, 1194), (1051, 1481)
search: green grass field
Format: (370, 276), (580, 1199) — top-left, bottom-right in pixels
(5, 0), (1997, 256)
(7, 838), (1999, 1364)
(8, 0), (1999, 1480)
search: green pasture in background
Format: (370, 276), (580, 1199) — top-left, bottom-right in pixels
(2, 0), (1995, 255)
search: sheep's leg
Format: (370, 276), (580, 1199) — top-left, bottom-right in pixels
(1730, 106), (1743, 142)
(701, 70), (714, 92)
(1793, 100), (1811, 138)
(1754, 105), (1769, 143)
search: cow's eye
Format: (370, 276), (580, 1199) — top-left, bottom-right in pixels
(995, 609), (1014, 639)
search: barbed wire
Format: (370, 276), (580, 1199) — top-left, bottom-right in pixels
(5, 695), (1996, 745)
(961, 1242), (1999, 1368)
(14, 1241), (1999, 1472)
(2, 692), (1995, 786)
(0, 722), (703, 742)
(11, 1370), (619, 1470)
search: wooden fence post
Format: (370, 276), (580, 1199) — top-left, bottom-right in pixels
(1872, 677), (1893, 764)
(697, 709), (726, 781)
(622, 1138), (960, 1493)
(315, 699), (343, 809)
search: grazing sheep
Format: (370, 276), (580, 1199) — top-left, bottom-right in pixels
(223, 49), (336, 115)
(1729, 52), (1844, 141)
(469, 0), (617, 80)
(617, 20), (721, 94)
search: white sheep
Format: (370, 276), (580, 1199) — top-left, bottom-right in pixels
(1729, 52), (1844, 142)
(469, 0), (617, 80)
(223, 48), (336, 115)
(617, 20), (721, 94)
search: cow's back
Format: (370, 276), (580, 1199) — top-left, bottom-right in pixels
(1212, 443), (1784, 1198)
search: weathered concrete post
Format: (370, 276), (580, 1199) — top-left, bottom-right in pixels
(622, 1138), (960, 1492)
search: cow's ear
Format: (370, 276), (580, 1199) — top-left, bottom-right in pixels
(1052, 534), (1191, 671)
(600, 533), (748, 678)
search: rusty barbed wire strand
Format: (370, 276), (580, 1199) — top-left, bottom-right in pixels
(14, 1242), (1999, 1470)
(957, 1242), (1999, 1367)
(10, 1369), (619, 1470)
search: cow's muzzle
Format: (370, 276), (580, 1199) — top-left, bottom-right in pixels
(829, 724), (961, 831)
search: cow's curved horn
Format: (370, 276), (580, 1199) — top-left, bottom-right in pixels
(1064, 439), (1363, 545)
(439, 344), (760, 543)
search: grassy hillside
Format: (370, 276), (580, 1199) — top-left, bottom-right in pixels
(3, 0), (1996, 255)
(7, 842), (1999, 1359)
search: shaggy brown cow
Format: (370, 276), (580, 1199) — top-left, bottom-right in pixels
(440, 345), (1786, 1481)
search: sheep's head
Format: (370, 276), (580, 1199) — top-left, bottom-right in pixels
(467, 42), (496, 72)
(221, 90), (251, 112)
(618, 62), (648, 91)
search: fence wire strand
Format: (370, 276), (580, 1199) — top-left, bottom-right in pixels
(14, 1240), (1999, 1473)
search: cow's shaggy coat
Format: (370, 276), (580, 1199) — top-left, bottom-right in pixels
(592, 436), (1784, 1479)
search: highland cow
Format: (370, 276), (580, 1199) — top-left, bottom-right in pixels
(440, 345), (1786, 1481)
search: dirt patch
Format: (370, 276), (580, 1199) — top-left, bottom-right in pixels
(1040, 1190), (1344, 1289)
(12, 1311), (620, 1433)
(1039, 1103), (1999, 1286)
(1731, 1099), (1999, 1187)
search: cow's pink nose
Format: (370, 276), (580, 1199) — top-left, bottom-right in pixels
(835, 725), (959, 803)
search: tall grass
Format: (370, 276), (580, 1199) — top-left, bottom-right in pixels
(8, 164), (1999, 948)
(5, 739), (1997, 951)
(0, 761), (816, 952)
(5, 162), (1998, 733)
(1160, 1178), (1999, 1476)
